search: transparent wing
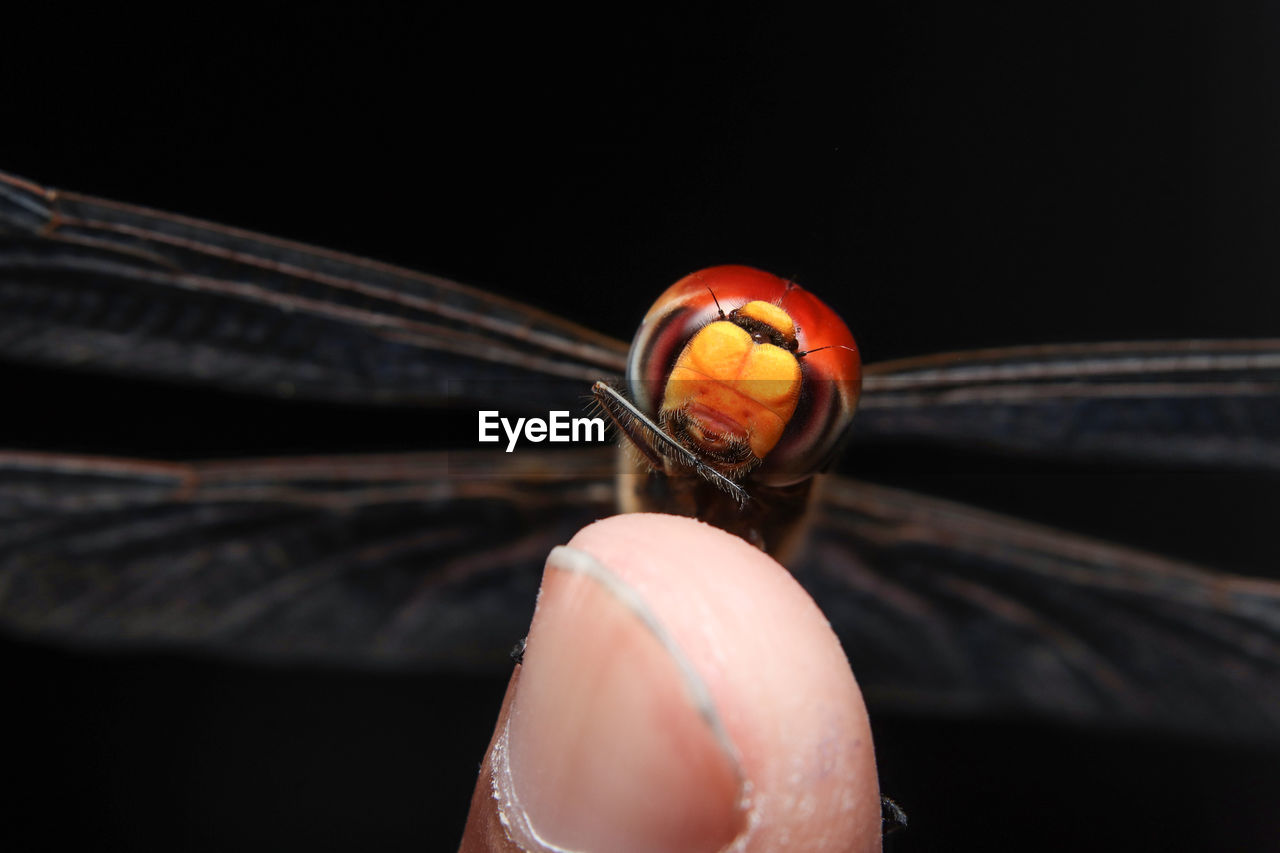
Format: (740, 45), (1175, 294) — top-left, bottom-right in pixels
(0, 171), (629, 407)
(857, 341), (1280, 470)
(0, 449), (615, 668)
(5, 170), (1276, 468)
(7, 450), (1279, 738)
(797, 476), (1280, 739)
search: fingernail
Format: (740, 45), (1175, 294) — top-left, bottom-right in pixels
(492, 545), (747, 853)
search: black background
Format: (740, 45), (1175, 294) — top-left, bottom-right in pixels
(4, 5), (1280, 851)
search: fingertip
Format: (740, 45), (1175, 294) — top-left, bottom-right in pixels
(460, 514), (881, 853)
(565, 514), (881, 852)
(502, 541), (746, 852)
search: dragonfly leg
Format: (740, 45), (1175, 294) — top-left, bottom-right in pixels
(510, 636), (527, 665)
(591, 381), (748, 504)
(881, 794), (909, 837)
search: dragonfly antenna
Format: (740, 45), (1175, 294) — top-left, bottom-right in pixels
(796, 344), (858, 358)
(706, 287), (726, 319)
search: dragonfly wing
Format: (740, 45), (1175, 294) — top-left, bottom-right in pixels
(0, 449), (615, 667)
(0, 172), (629, 406)
(858, 340), (1280, 470)
(796, 475), (1280, 739)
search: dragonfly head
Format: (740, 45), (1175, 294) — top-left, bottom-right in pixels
(627, 265), (862, 485)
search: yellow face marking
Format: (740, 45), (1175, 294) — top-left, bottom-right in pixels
(736, 300), (797, 347)
(661, 319), (803, 460)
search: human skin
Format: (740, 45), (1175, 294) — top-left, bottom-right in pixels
(458, 513), (882, 853)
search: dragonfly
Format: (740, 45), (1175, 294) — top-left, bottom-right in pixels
(1, 169), (1279, 743)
